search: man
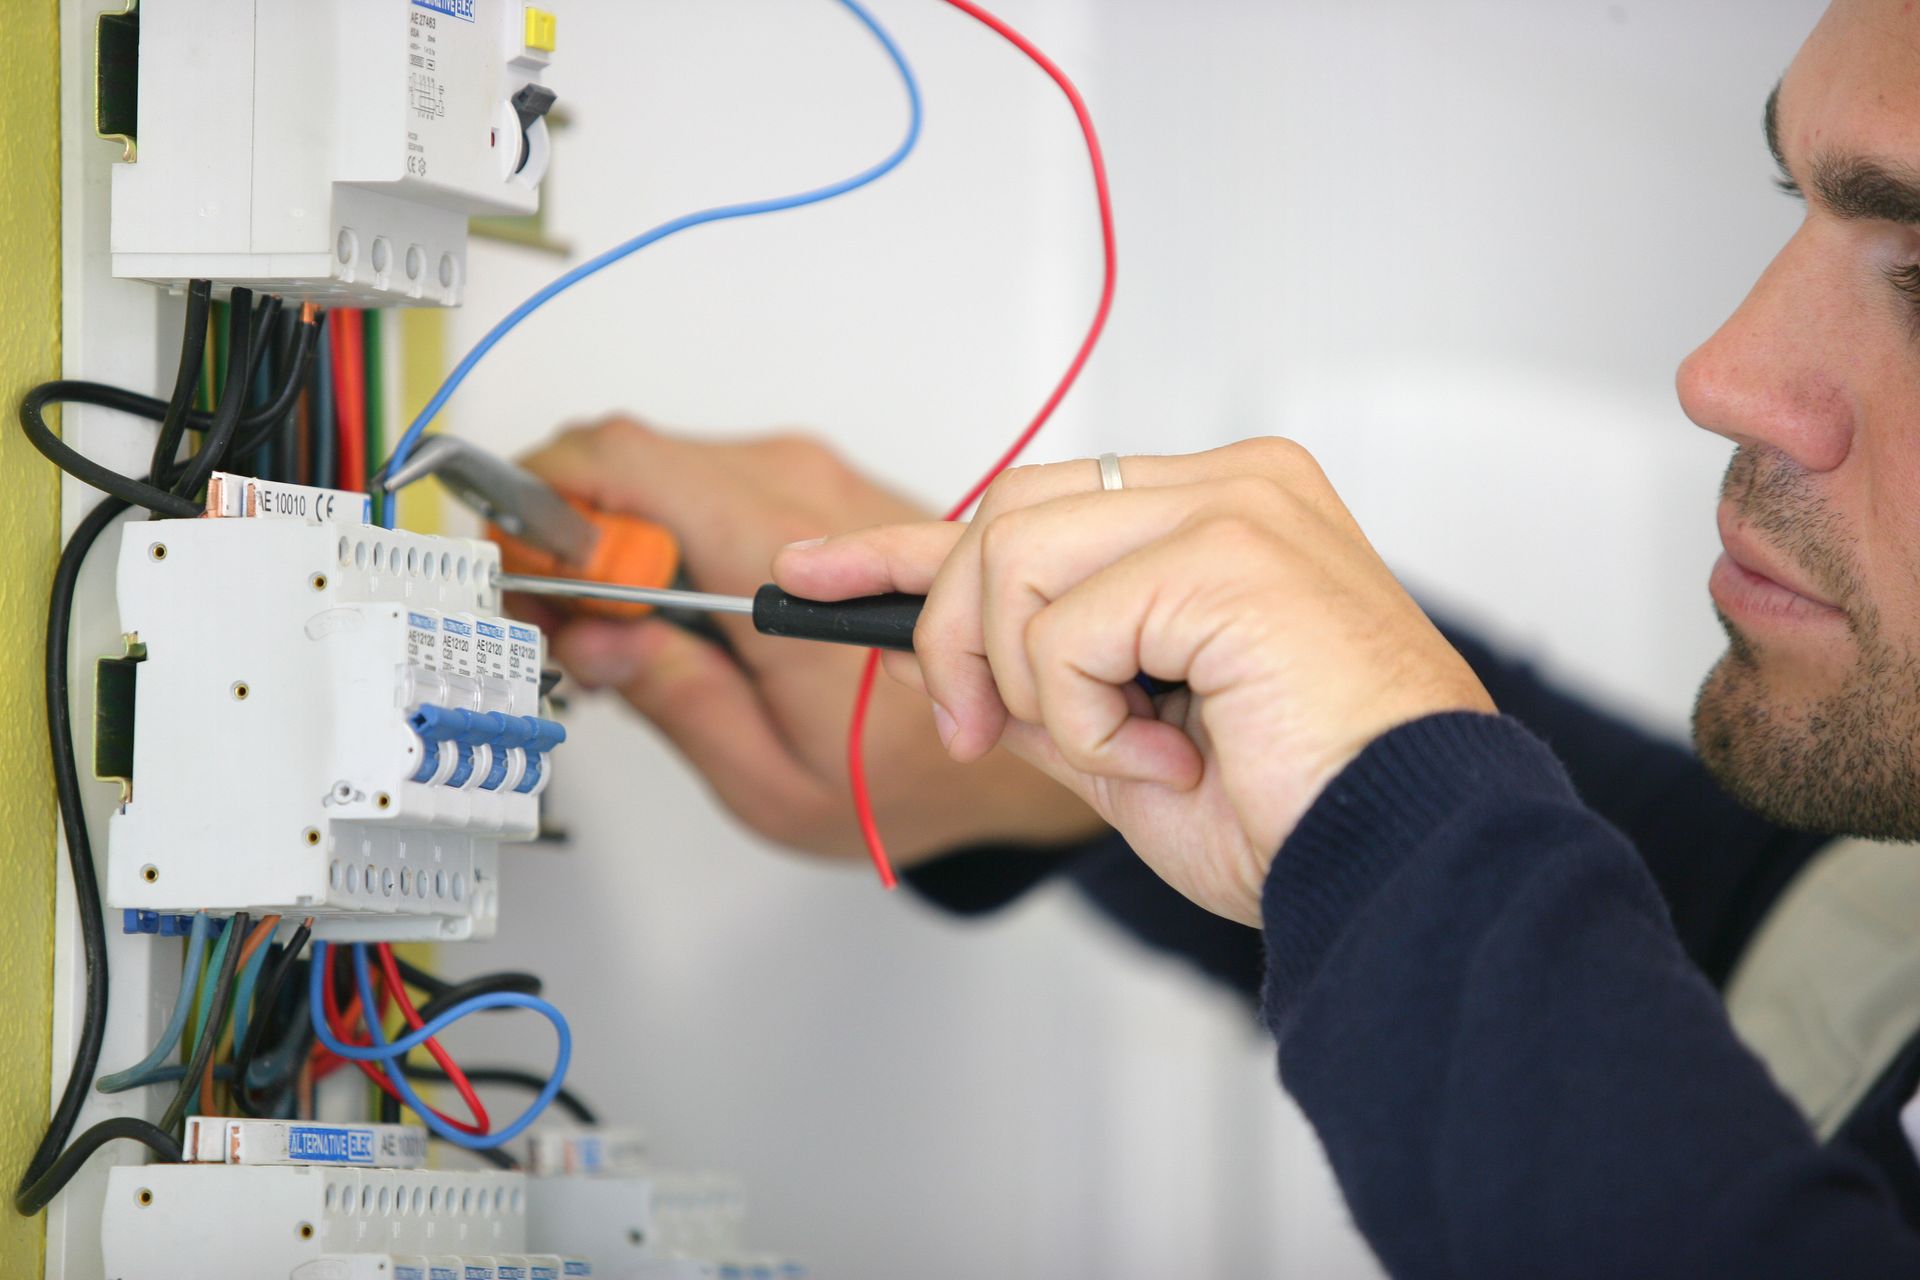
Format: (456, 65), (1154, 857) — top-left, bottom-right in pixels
(520, 0), (1920, 1272)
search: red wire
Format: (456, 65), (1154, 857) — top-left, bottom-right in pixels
(848, 0), (1118, 888)
(315, 944), (490, 1135)
(372, 943), (494, 1134)
(330, 310), (367, 494)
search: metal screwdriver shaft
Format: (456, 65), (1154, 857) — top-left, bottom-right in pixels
(496, 573), (754, 615)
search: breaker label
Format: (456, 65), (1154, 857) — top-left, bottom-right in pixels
(508, 625), (539, 689)
(204, 472), (370, 524)
(286, 1126), (374, 1163)
(408, 611), (441, 668)
(411, 0), (474, 21)
(440, 615), (478, 679)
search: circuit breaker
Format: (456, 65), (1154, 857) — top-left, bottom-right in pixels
(102, 479), (562, 941)
(105, 0), (559, 305)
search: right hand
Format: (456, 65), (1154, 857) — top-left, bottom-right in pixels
(517, 417), (1105, 866)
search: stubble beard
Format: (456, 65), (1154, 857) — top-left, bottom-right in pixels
(1691, 447), (1920, 839)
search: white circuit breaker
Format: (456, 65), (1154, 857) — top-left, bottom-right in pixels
(107, 0), (558, 305)
(97, 1163), (584, 1280)
(103, 480), (562, 940)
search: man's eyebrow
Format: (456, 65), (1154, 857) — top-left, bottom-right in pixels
(1765, 81), (1789, 177)
(1766, 80), (1920, 225)
(1810, 156), (1920, 226)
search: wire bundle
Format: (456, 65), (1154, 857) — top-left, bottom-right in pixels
(308, 942), (572, 1152)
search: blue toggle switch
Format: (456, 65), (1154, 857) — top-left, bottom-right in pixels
(480, 715), (537, 791)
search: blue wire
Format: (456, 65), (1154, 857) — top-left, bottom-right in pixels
(229, 921), (280, 1051)
(189, 915), (237, 1060)
(305, 942), (571, 1151)
(96, 913), (212, 1094)
(377, 0), (923, 529)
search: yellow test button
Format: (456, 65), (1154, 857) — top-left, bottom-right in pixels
(524, 6), (557, 53)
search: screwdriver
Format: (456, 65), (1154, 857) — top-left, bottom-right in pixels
(496, 572), (925, 652)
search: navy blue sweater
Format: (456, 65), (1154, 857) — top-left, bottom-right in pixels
(910, 627), (1920, 1277)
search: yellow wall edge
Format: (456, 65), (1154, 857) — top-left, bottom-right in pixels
(0, 0), (63, 1272)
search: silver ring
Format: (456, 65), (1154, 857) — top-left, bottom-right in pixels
(1097, 452), (1125, 491)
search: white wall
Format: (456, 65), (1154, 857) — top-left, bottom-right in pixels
(433, 3), (1824, 1276)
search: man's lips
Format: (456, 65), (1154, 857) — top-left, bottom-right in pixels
(1711, 507), (1845, 623)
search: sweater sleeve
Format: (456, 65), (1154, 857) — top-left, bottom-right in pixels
(1267, 712), (1920, 1279)
(911, 617), (1826, 997)
(1436, 622), (1830, 984)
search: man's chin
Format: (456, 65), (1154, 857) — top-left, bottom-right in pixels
(1692, 646), (1920, 842)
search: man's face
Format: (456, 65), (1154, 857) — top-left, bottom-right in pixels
(1682, 0), (1920, 836)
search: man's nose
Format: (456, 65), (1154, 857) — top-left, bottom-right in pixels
(1676, 229), (1853, 474)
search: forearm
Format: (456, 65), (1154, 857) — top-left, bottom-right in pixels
(1269, 714), (1920, 1278)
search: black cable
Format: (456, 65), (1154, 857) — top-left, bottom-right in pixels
(13, 1118), (183, 1218)
(19, 390), (202, 516)
(145, 280), (213, 490)
(401, 1063), (600, 1126)
(226, 308), (320, 461)
(13, 496), (133, 1216)
(231, 919), (313, 1117)
(158, 911), (249, 1135)
(179, 294), (279, 489)
(393, 956), (542, 1005)
(18, 306), (321, 518)
(167, 287), (253, 500)
(414, 973), (545, 1024)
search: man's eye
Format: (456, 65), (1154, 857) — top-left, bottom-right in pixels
(1775, 172), (1804, 200)
(1888, 263), (1920, 332)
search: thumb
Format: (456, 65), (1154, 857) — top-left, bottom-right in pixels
(553, 619), (832, 834)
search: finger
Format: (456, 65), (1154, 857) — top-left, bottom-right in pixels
(913, 451), (1247, 764)
(977, 480), (1290, 723)
(878, 648), (928, 696)
(521, 420), (815, 598)
(551, 619), (832, 828)
(1022, 546), (1217, 789)
(772, 521), (966, 601)
(777, 520), (1007, 758)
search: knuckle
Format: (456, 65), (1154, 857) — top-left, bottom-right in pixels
(1237, 434), (1323, 480)
(976, 507), (1029, 570)
(590, 416), (655, 448)
(977, 463), (1043, 517)
(1190, 511), (1286, 560)
(1214, 472), (1291, 516)
(764, 431), (843, 473)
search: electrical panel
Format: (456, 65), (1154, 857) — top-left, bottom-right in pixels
(102, 491), (561, 941)
(106, 0), (558, 305)
(97, 1162), (595, 1280)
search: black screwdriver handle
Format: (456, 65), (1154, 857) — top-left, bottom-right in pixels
(751, 585), (923, 652)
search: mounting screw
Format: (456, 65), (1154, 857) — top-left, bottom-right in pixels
(309, 572), (329, 592)
(297, 1222), (314, 1240)
(230, 681), (250, 701)
(147, 543), (168, 562)
(136, 1188), (153, 1207)
(375, 792), (392, 811)
(302, 827), (321, 847)
(140, 864), (158, 884)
